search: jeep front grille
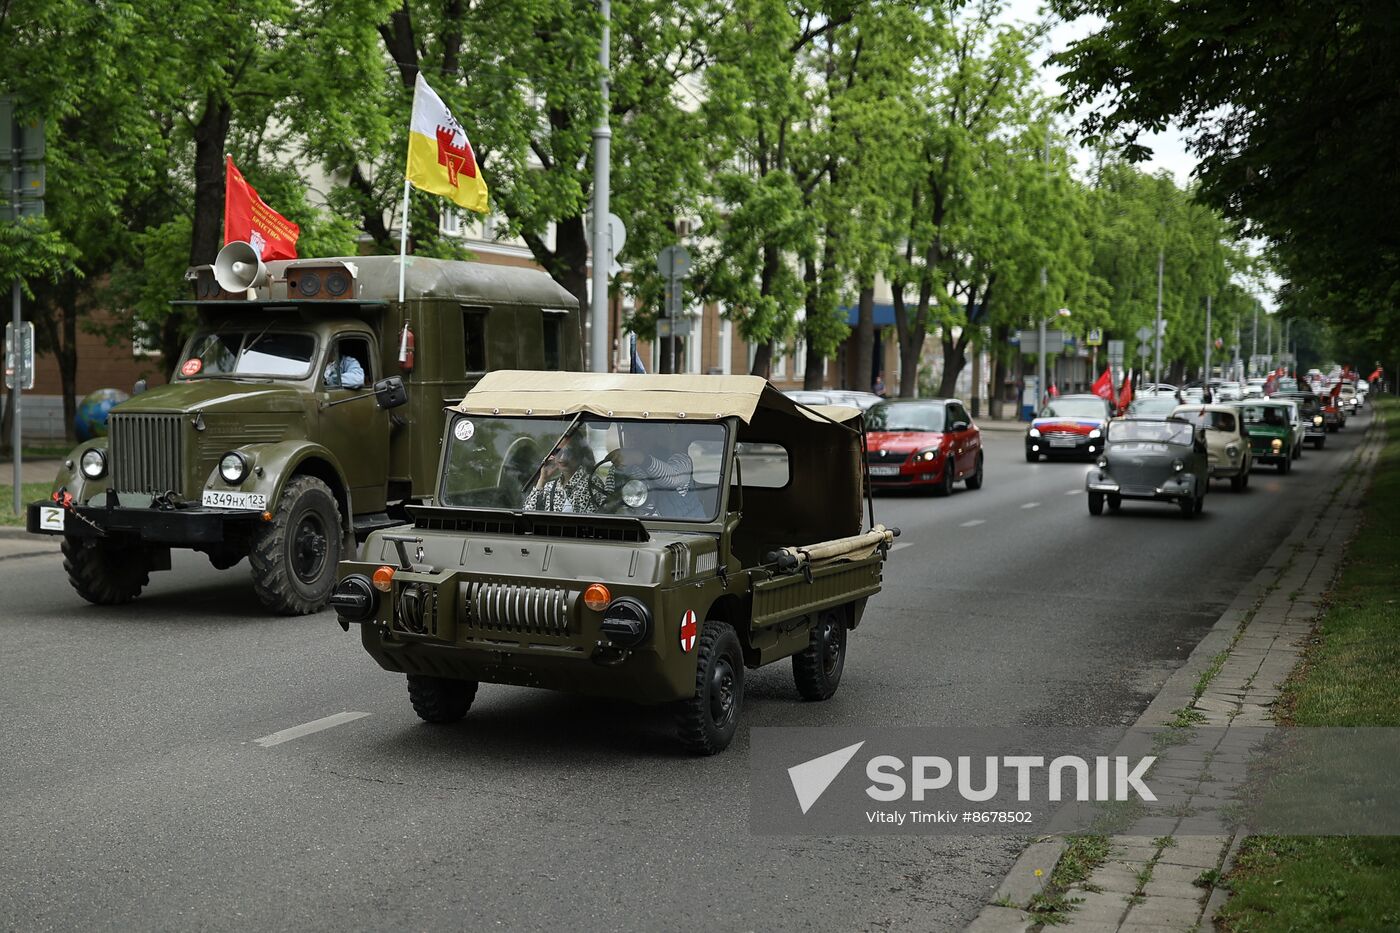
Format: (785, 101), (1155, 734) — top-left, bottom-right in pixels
(464, 581), (572, 635)
(110, 413), (184, 496)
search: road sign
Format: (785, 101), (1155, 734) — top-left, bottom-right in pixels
(4, 320), (34, 390)
(1016, 329), (1068, 353)
(657, 244), (691, 280)
(0, 98), (44, 160)
(0, 161), (45, 199)
(1086, 328), (1103, 347)
(1137, 341), (1151, 359)
(1135, 326), (1152, 342)
(656, 318), (692, 339)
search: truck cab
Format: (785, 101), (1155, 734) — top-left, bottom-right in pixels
(28, 253), (581, 615)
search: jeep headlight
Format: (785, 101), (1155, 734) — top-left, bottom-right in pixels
(1313, 415), (1324, 426)
(80, 448), (107, 479)
(1028, 428), (1041, 438)
(1271, 438), (1282, 452)
(219, 452), (249, 485)
(1088, 428), (1102, 439)
(621, 479), (649, 508)
(1172, 459), (1185, 472)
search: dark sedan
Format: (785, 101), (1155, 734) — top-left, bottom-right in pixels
(1024, 394), (1114, 462)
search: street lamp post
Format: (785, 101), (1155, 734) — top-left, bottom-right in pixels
(1036, 306), (1071, 407)
(589, 0), (612, 373)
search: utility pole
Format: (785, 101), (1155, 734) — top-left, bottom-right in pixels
(1036, 123), (1051, 411)
(1204, 294), (1212, 383)
(1251, 307), (1258, 377)
(1153, 247), (1164, 387)
(588, 0), (612, 373)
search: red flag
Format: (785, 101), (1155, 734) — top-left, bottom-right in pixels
(224, 156), (300, 260)
(1091, 368), (1114, 401)
(1118, 375), (1133, 412)
(1368, 368), (1383, 382)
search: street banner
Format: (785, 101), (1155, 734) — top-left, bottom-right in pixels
(223, 157), (300, 260)
(405, 74), (488, 214)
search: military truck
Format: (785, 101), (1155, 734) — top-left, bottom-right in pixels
(27, 248), (581, 614)
(330, 371), (897, 754)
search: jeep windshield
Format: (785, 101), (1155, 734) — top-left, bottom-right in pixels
(439, 414), (727, 522)
(178, 331), (317, 380)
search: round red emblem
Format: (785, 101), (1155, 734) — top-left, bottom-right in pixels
(180, 358), (203, 377)
(679, 609), (698, 653)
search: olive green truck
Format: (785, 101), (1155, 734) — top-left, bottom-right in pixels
(27, 250), (581, 614)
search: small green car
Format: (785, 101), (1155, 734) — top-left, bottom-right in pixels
(331, 371), (896, 754)
(1233, 400), (1297, 473)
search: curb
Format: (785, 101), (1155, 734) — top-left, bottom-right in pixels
(964, 411), (1387, 932)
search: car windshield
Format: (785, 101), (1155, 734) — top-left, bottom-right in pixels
(1173, 408), (1237, 432)
(1038, 398), (1106, 419)
(1127, 398), (1180, 417)
(867, 402), (945, 432)
(1108, 420), (1194, 445)
(1239, 405), (1289, 427)
(179, 331), (316, 379)
(438, 415), (727, 522)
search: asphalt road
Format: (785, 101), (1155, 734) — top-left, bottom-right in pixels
(0, 410), (1373, 932)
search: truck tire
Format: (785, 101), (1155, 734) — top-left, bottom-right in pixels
(676, 620), (744, 755)
(793, 608), (847, 701)
(250, 475), (343, 615)
(407, 674), (478, 723)
(61, 536), (150, 605)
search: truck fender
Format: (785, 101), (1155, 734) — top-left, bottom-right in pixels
(202, 440), (353, 534)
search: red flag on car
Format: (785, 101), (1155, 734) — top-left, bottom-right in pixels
(1091, 368), (1114, 401)
(1117, 375), (1133, 412)
(224, 156), (300, 260)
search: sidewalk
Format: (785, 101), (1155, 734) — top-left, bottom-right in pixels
(0, 457), (65, 484)
(968, 410), (1386, 932)
(976, 415), (1029, 434)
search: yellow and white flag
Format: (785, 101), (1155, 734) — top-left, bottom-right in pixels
(406, 73), (489, 214)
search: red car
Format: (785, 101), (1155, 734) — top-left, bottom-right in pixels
(864, 398), (983, 495)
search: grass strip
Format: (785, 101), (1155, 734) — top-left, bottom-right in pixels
(0, 482), (53, 526)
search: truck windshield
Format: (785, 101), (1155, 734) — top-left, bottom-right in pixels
(179, 331), (317, 379)
(439, 415), (727, 522)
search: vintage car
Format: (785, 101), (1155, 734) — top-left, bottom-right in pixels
(1233, 400), (1298, 473)
(1170, 404), (1253, 491)
(1274, 397), (1307, 459)
(1124, 394), (1182, 419)
(331, 372), (896, 755)
(1274, 391), (1327, 449)
(1024, 394), (1114, 462)
(866, 398), (983, 493)
(1085, 418), (1210, 518)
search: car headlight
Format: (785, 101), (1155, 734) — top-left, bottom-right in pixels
(219, 452), (249, 484)
(621, 479), (649, 507)
(1226, 443), (1239, 458)
(80, 448), (107, 479)
(917, 448), (939, 461)
(1028, 428), (1041, 438)
(1088, 428), (1102, 439)
(1271, 438), (1282, 451)
(1096, 457), (1108, 469)
(1313, 415), (1324, 426)
(1172, 459), (1185, 472)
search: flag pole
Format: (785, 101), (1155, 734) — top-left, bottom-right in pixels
(397, 177), (411, 303)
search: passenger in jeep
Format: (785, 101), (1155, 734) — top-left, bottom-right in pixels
(523, 434), (602, 513)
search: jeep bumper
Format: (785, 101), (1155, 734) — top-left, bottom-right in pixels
(27, 500), (261, 545)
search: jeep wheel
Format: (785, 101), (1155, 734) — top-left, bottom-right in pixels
(62, 536), (151, 605)
(407, 674), (479, 723)
(676, 620), (744, 755)
(793, 609), (846, 701)
(250, 475), (343, 615)
(1088, 491), (1104, 516)
(965, 453), (984, 490)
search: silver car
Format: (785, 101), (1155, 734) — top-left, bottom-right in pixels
(1086, 418), (1210, 519)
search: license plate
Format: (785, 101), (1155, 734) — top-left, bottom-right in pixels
(1049, 437), (1079, 447)
(201, 490), (268, 511)
(868, 465), (901, 477)
(37, 506), (65, 532)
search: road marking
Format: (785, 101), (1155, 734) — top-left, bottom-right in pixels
(1021, 502), (1041, 509)
(1065, 489), (1082, 495)
(959, 519), (986, 527)
(890, 542), (912, 553)
(253, 711), (370, 748)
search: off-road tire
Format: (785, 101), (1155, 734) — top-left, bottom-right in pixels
(61, 536), (151, 605)
(676, 620), (745, 755)
(250, 475), (343, 615)
(965, 453), (984, 490)
(793, 608), (847, 701)
(1088, 491), (1104, 516)
(935, 461), (955, 497)
(407, 674), (478, 723)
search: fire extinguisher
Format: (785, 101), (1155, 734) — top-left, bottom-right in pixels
(398, 322), (415, 374)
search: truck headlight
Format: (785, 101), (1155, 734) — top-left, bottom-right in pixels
(621, 479), (648, 507)
(1271, 438), (1283, 451)
(80, 448), (107, 479)
(1172, 459), (1185, 472)
(219, 452), (249, 484)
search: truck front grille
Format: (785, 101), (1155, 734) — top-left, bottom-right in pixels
(464, 581), (572, 636)
(110, 413), (184, 496)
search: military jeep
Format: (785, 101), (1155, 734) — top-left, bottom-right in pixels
(27, 252), (580, 614)
(331, 371), (896, 754)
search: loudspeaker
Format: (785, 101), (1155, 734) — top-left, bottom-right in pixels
(213, 241), (268, 293)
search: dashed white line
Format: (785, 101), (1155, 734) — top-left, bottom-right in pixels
(254, 711), (370, 748)
(1065, 489), (1082, 495)
(959, 519), (986, 527)
(890, 541), (912, 553)
(1021, 502), (1041, 509)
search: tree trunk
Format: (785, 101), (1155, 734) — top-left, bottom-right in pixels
(970, 335), (982, 417)
(749, 339), (773, 378)
(937, 329), (971, 398)
(988, 322), (1010, 419)
(855, 283), (874, 393)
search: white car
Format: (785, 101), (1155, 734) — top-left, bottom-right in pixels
(1171, 404), (1253, 491)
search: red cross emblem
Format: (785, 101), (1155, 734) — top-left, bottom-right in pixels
(679, 609), (698, 653)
